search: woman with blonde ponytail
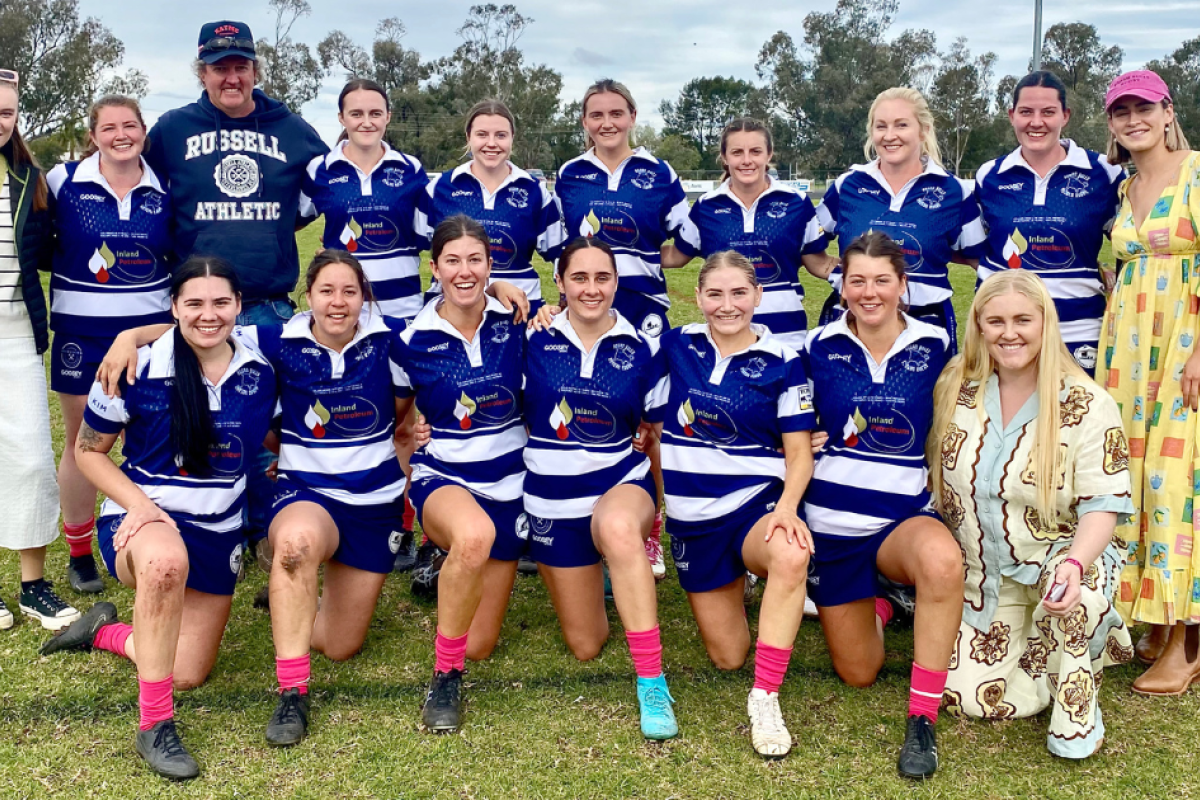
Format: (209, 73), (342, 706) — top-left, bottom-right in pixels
(930, 269), (1134, 760)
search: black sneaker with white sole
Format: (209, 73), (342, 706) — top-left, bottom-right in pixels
(136, 719), (200, 780)
(265, 688), (310, 746)
(67, 554), (105, 594)
(40, 601), (119, 655)
(0, 594), (13, 630)
(421, 669), (463, 732)
(897, 714), (939, 779)
(411, 541), (447, 600)
(19, 579), (81, 631)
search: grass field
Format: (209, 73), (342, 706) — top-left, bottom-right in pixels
(4, 226), (1198, 799)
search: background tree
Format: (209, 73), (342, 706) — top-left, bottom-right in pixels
(1037, 22), (1123, 150)
(1146, 36), (1200, 145)
(660, 76), (758, 169)
(635, 125), (701, 173)
(930, 37), (998, 173)
(256, 0), (324, 112)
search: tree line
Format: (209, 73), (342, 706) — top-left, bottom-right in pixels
(5, 0), (1199, 176)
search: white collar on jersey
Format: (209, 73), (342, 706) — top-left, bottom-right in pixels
(852, 156), (948, 184)
(577, 145), (659, 172)
(279, 304), (392, 345)
(703, 176), (799, 208)
(548, 307), (639, 346)
(813, 313), (948, 372)
(72, 151), (164, 195)
(450, 160), (534, 190)
(407, 293), (513, 336)
(679, 322), (788, 358)
(323, 140), (411, 174)
(143, 326), (269, 382)
(996, 138), (1092, 174)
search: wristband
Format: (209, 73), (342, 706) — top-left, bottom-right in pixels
(1063, 557), (1084, 575)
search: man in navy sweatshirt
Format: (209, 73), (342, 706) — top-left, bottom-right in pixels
(146, 20), (328, 324)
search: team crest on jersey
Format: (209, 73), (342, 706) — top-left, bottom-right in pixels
(491, 321), (511, 344)
(354, 341), (375, 361)
(140, 193), (164, 215)
(1062, 172), (1091, 198)
(532, 515), (553, 535)
(902, 346), (932, 373)
(381, 167), (405, 188)
(740, 357), (767, 379)
(608, 343), (636, 371)
(631, 169), (656, 190)
(61, 342), (83, 370)
(234, 368), (261, 396)
(515, 513), (530, 541)
(766, 201), (788, 220)
(916, 186), (946, 210)
(388, 530), (403, 554)
(229, 543), (244, 575)
(214, 153), (260, 198)
(506, 187), (529, 209)
(640, 314), (664, 338)
(1073, 344), (1097, 370)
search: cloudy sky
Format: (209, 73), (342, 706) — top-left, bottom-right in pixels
(78, 0), (1200, 144)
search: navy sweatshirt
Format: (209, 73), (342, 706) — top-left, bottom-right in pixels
(146, 89), (328, 301)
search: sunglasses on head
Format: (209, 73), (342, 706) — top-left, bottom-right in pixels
(0, 69), (18, 85)
(199, 37), (255, 55)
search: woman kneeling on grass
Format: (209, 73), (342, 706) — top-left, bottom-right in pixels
(930, 269), (1133, 758)
(655, 250), (815, 757)
(42, 257), (277, 780)
(800, 232), (963, 779)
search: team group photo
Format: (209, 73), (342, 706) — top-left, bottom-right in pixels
(2, 0), (1200, 796)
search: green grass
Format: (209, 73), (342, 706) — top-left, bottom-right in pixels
(4, 227), (1192, 799)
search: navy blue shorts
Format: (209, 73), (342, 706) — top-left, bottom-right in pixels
(50, 333), (112, 394)
(409, 475), (528, 562)
(269, 479), (404, 575)
(612, 288), (670, 339)
(98, 514), (245, 596)
(668, 483), (786, 593)
(528, 471), (657, 569)
(806, 510), (941, 607)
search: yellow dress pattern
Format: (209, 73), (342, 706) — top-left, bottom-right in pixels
(1097, 150), (1200, 625)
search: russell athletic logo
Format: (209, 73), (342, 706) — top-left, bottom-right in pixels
(214, 153), (260, 198)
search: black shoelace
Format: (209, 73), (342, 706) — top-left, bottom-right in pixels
(429, 673), (461, 706)
(276, 691), (305, 723)
(154, 722), (189, 759)
(30, 581), (67, 611)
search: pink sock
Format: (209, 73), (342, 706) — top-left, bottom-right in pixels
(276, 654), (311, 695)
(625, 626), (663, 679)
(434, 629), (469, 673)
(402, 496), (415, 532)
(909, 662), (948, 722)
(649, 511), (662, 541)
(138, 674), (174, 731)
(753, 640), (793, 694)
(93, 622), (132, 659)
(875, 597), (894, 628)
(64, 518), (95, 558)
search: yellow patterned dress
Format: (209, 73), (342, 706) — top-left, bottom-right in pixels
(1097, 150), (1200, 625)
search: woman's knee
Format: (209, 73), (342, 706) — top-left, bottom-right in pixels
(316, 640), (363, 663)
(272, 527), (324, 575)
(450, 522), (496, 569)
(172, 670), (211, 692)
(832, 654), (883, 688)
(708, 642), (750, 671)
(596, 515), (645, 560)
(563, 628), (607, 661)
(767, 543), (811, 587)
(915, 538), (965, 592)
(137, 547), (190, 597)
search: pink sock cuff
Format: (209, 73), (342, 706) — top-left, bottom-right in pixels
(875, 597), (894, 628)
(64, 518), (96, 557)
(276, 654), (311, 695)
(625, 626), (664, 680)
(138, 674), (174, 731)
(93, 622), (132, 659)
(908, 662), (948, 722)
(435, 629), (469, 674)
(753, 640), (794, 694)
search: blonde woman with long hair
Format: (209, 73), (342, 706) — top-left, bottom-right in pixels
(813, 86), (986, 353)
(1097, 69), (1200, 695)
(930, 269), (1133, 759)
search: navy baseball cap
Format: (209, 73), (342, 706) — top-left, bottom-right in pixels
(197, 21), (256, 64)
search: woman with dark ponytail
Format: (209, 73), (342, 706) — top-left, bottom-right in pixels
(43, 257), (277, 780)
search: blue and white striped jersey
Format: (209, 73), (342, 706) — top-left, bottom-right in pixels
(658, 323), (814, 527)
(556, 147), (689, 309)
(46, 154), (172, 337)
(975, 140), (1123, 347)
(392, 296), (526, 502)
(234, 310), (407, 505)
(523, 311), (667, 519)
(675, 178), (828, 348)
(84, 331), (276, 531)
(801, 315), (949, 537)
(815, 159), (986, 307)
(300, 141), (430, 319)
(421, 162), (566, 303)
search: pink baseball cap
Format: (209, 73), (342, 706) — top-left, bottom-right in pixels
(1105, 70), (1171, 112)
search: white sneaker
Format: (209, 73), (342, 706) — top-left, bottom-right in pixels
(747, 688), (791, 758)
(0, 597), (13, 630)
(804, 596), (819, 617)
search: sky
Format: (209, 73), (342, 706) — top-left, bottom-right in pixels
(77, 0), (1200, 145)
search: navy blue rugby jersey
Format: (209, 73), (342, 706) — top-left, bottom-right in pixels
(658, 323), (814, 528)
(523, 310), (667, 519)
(556, 147), (689, 309)
(422, 162), (566, 303)
(46, 154), (172, 336)
(815, 159), (986, 306)
(301, 141), (430, 319)
(392, 296), (527, 502)
(234, 309), (408, 505)
(801, 315), (950, 537)
(84, 331), (276, 531)
(975, 140), (1123, 347)
(675, 178), (827, 348)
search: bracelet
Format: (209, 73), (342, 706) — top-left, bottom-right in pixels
(1063, 557), (1085, 575)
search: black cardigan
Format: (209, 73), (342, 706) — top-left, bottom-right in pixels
(4, 159), (51, 354)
